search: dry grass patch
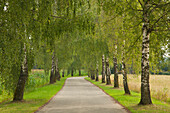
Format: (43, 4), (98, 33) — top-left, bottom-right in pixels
(99, 74), (170, 103)
(131, 104), (170, 113)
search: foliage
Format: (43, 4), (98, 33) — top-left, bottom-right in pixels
(0, 0), (169, 105)
(0, 0), (96, 99)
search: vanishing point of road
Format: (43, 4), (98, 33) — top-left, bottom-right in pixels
(36, 77), (129, 113)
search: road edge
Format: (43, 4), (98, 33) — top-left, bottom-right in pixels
(34, 78), (68, 113)
(84, 77), (131, 113)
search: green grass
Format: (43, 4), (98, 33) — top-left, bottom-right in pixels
(85, 77), (170, 113)
(0, 70), (50, 103)
(0, 70), (87, 103)
(0, 76), (68, 113)
(0, 70), (87, 113)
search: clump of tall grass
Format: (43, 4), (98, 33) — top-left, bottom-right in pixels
(25, 70), (50, 92)
(0, 70), (50, 102)
(152, 88), (169, 102)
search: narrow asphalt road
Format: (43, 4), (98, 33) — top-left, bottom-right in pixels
(36, 77), (128, 113)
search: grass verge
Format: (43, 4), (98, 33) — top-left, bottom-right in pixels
(85, 77), (170, 113)
(0, 76), (68, 113)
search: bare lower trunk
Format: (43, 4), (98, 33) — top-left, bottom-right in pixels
(130, 59), (134, 74)
(62, 70), (64, 77)
(114, 56), (119, 88)
(139, 22), (152, 105)
(122, 40), (130, 95)
(13, 45), (28, 101)
(55, 59), (60, 81)
(95, 63), (99, 81)
(88, 70), (90, 77)
(122, 62), (131, 95)
(50, 52), (55, 84)
(102, 55), (105, 83)
(114, 44), (119, 88)
(122, 53), (130, 94)
(67, 69), (70, 76)
(106, 58), (111, 85)
(90, 69), (95, 80)
(57, 70), (61, 81)
(71, 68), (74, 76)
(79, 69), (81, 76)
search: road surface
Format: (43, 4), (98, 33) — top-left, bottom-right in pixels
(36, 77), (128, 113)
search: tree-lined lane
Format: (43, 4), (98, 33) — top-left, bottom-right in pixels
(37, 77), (128, 113)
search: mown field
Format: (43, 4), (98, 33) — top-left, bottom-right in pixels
(99, 74), (170, 103)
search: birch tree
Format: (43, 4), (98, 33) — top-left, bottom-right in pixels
(99, 0), (169, 105)
(106, 57), (111, 85)
(0, 0), (97, 101)
(102, 55), (106, 83)
(122, 41), (131, 95)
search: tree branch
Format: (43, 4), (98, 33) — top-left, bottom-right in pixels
(138, 0), (144, 9)
(126, 0), (143, 11)
(125, 33), (142, 55)
(149, 2), (170, 13)
(152, 29), (169, 32)
(150, 12), (168, 32)
(102, 14), (119, 26)
(51, 15), (67, 19)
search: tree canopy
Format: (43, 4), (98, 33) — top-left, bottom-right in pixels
(0, 0), (169, 104)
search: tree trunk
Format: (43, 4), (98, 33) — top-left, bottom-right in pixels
(71, 68), (74, 76)
(122, 41), (130, 95)
(95, 63), (99, 81)
(79, 69), (81, 76)
(57, 70), (61, 81)
(102, 55), (105, 83)
(114, 45), (119, 88)
(13, 44), (28, 101)
(50, 52), (55, 84)
(106, 58), (111, 85)
(130, 59), (134, 74)
(55, 58), (60, 81)
(67, 69), (70, 76)
(122, 62), (131, 95)
(62, 70), (64, 77)
(90, 70), (95, 80)
(43, 46), (49, 76)
(88, 69), (90, 77)
(139, 17), (152, 105)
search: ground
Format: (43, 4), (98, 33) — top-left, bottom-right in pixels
(36, 77), (128, 113)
